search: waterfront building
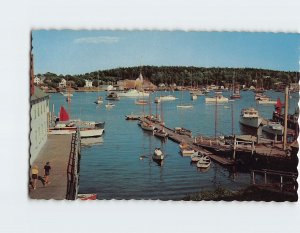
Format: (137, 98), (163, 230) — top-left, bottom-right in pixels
(34, 76), (41, 84)
(30, 54), (50, 165)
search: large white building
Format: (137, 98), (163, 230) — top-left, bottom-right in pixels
(59, 78), (67, 88)
(30, 86), (50, 164)
(85, 79), (93, 87)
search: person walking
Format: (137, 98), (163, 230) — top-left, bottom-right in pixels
(43, 162), (51, 185)
(31, 165), (39, 190)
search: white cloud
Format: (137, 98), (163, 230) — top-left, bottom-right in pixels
(74, 36), (120, 44)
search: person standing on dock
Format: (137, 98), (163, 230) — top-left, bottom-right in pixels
(31, 165), (39, 190)
(43, 162), (51, 185)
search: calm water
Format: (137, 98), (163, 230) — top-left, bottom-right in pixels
(50, 90), (298, 200)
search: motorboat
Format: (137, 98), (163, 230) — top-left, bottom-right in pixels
(239, 107), (263, 128)
(205, 92), (229, 103)
(152, 148), (164, 161)
(106, 92), (120, 100)
(179, 143), (195, 156)
(117, 89), (149, 97)
(191, 94), (197, 100)
(262, 121), (284, 136)
(196, 155), (211, 168)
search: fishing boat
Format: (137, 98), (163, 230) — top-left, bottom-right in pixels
(191, 151), (205, 162)
(239, 107), (263, 128)
(205, 92), (229, 103)
(117, 89), (149, 97)
(152, 148), (164, 161)
(262, 121), (284, 136)
(196, 155), (211, 168)
(105, 102), (115, 108)
(106, 92), (120, 100)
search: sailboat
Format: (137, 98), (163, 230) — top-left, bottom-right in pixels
(230, 72), (241, 99)
(49, 106), (104, 137)
(177, 88), (193, 108)
(94, 74), (103, 104)
(154, 100), (168, 139)
(139, 93), (155, 132)
(65, 80), (72, 103)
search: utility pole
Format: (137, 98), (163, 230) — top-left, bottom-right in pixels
(283, 86), (289, 151)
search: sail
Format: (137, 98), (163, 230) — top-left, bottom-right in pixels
(59, 106), (69, 121)
(275, 97), (282, 114)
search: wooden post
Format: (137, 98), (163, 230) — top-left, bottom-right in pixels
(264, 171), (267, 184)
(283, 86), (289, 151)
(280, 176), (283, 191)
(252, 171), (255, 185)
(233, 136), (236, 160)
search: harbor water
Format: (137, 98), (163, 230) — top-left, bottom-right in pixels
(49, 90), (298, 200)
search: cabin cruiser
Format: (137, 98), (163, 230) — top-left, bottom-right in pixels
(239, 107), (263, 128)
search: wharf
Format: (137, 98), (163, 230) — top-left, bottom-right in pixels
(140, 117), (235, 166)
(29, 133), (80, 200)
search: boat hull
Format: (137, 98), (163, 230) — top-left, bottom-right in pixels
(80, 128), (104, 138)
(239, 116), (262, 128)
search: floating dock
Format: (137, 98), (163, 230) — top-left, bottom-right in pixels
(139, 117), (236, 166)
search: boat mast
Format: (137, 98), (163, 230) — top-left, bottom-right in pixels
(283, 86), (289, 151)
(215, 94), (218, 138)
(231, 102), (234, 136)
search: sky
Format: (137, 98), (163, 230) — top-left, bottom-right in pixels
(32, 30), (300, 75)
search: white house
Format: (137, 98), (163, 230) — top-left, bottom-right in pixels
(34, 76), (41, 84)
(85, 80), (93, 88)
(30, 86), (50, 164)
(59, 78), (67, 88)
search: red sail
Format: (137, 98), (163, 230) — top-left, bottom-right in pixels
(275, 97), (282, 114)
(59, 106), (69, 121)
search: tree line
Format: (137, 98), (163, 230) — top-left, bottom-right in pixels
(37, 66), (299, 89)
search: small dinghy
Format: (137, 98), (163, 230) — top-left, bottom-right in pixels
(196, 155), (211, 168)
(191, 151), (205, 162)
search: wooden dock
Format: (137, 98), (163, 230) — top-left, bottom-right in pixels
(140, 117), (235, 166)
(29, 132), (80, 200)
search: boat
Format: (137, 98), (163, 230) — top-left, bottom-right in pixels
(159, 95), (177, 101)
(190, 90), (203, 96)
(239, 107), (263, 128)
(196, 155), (211, 168)
(255, 93), (269, 100)
(94, 75), (103, 104)
(179, 142), (195, 156)
(177, 90), (193, 108)
(191, 94), (197, 100)
(105, 102), (115, 108)
(49, 107), (105, 137)
(139, 121), (155, 131)
(125, 114), (142, 120)
(77, 193), (97, 200)
(262, 121), (284, 136)
(94, 96), (103, 104)
(153, 129), (168, 139)
(106, 92), (120, 101)
(117, 89), (149, 97)
(175, 127), (192, 137)
(152, 148), (164, 161)
(135, 99), (148, 105)
(191, 151), (205, 162)
(230, 73), (241, 99)
(257, 98), (277, 105)
(205, 92), (229, 103)
(61, 92), (73, 97)
(154, 97), (161, 103)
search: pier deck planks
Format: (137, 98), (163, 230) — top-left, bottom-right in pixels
(29, 134), (73, 200)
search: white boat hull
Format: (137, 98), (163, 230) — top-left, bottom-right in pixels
(205, 97), (228, 103)
(159, 95), (177, 101)
(257, 100), (277, 104)
(177, 105), (193, 108)
(239, 116), (262, 128)
(80, 128), (104, 138)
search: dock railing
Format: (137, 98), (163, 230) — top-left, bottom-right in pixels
(66, 129), (80, 200)
(251, 169), (298, 193)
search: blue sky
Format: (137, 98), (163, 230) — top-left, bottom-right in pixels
(32, 30), (300, 75)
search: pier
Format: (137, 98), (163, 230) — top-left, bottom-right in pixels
(140, 117), (236, 166)
(29, 131), (80, 200)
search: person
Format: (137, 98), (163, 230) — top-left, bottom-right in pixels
(43, 162), (51, 185)
(31, 165), (39, 190)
